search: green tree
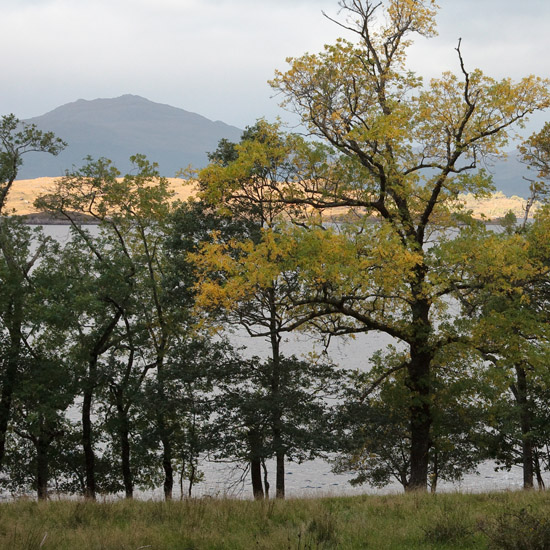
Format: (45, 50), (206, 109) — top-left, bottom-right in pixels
(36, 156), (229, 500)
(0, 115), (65, 472)
(0, 114), (65, 214)
(0, 230), (78, 500)
(455, 207), (550, 489)
(335, 347), (489, 492)
(36, 156), (176, 498)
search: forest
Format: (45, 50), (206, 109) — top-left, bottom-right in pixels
(0, 0), (550, 501)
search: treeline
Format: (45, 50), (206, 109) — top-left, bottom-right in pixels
(1, 0), (550, 500)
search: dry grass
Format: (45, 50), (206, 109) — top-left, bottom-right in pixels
(5, 177), (196, 216)
(5, 178), (536, 221)
(1, 490), (550, 549)
(461, 191), (537, 221)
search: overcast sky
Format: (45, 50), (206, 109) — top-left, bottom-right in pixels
(2, 0), (550, 132)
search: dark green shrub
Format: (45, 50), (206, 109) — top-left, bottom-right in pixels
(482, 507), (550, 550)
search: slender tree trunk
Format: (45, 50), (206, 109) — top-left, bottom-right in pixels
(534, 451), (545, 490)
(188, 461), (197, 498)
(36, 437), (49, 501)
(156, 361), (173, 501)
(0, 354), (18, 467)
(82, 314), (121, 500)
(515, 364), (534, 489)
(275, 452), (285, 499)
(248, 428), (264, 500)
(82, 359), (97, 500)
(0, 299), (23, 467)
(115, 392), (133, 499)
(261, 458), (270, 499)
(268, 288), (285, 499)
(160, 428), (174, 500)
(430, 451), (438, 494)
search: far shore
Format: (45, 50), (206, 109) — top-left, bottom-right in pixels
(5, 177), (536, 223)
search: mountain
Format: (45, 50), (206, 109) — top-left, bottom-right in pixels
(17, 95), (533, 198)
(483, 155), (533, 199)
(19, 95), (243, 178)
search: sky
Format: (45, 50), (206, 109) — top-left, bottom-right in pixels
(2, 0), (550, 133)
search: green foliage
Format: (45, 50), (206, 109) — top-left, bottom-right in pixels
(334, 351), (488, 491)
(3, 0), (550, 500)
(0, 113), (66, 213)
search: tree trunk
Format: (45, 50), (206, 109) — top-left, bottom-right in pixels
(188, 461), (197, 498)
(407, 366), (431, 492)
(515, 364), (534, 489)
(275, 451), (285, 499)
(261, 458), (270, 499)
(160, 429), (174, 501)
(115, 392), (133, 499)
(156, 361), (173, 501)
(36, 437), (49, 501)
(82, 359), (97, 500)
(82, 314), (122, 500)
(0, 298), (23, 468)
(0, 354), (18, 468)
(268, 288), (285, 499)
(251, 457), (264, 500)
(406, 297), (433, 492)
(534, 451), (545, 490)
(248, 428), (264, 500)
(430, 451), (438, 494)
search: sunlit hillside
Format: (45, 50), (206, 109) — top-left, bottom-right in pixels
(4, 177), (196, 217)
(4, 178), (536, 221)
(460, 191), (536, 221)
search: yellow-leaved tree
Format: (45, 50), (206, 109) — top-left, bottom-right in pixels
(264, 0), (550, 491)
(194, 0), (550, 492)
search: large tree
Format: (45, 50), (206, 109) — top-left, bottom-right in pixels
(232, 0), (549, 491)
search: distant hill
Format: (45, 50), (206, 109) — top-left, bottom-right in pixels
(16, 95), (533, 197)
(8, 178), (535, 222)
(483, 155), (532, 199)
(18, 95), (243, 178)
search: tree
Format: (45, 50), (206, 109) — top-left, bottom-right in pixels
(36, 156), (177, 498)
(258, 0), (550, 491)
(334, 348), (489, 492)
(0, 228), (79, 500)
(193, 122), (343, 498)
(36, 155), (234, 500)
(0, 115), (65, 472)
(519, 122), (550, 221)
(455, 206), (550, 489)
(0, 114), (65, 214)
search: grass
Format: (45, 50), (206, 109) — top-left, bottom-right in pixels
(1, 490), (550, 549)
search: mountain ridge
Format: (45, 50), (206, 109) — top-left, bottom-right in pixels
(16, 95), (533, 198)
(19, 95), (243, 179)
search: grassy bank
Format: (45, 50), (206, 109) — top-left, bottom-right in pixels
(2, 491), (550, 549)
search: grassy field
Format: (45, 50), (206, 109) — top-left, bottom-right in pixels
(4, 178), (537, 222)
(2, 490), (550, 549)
